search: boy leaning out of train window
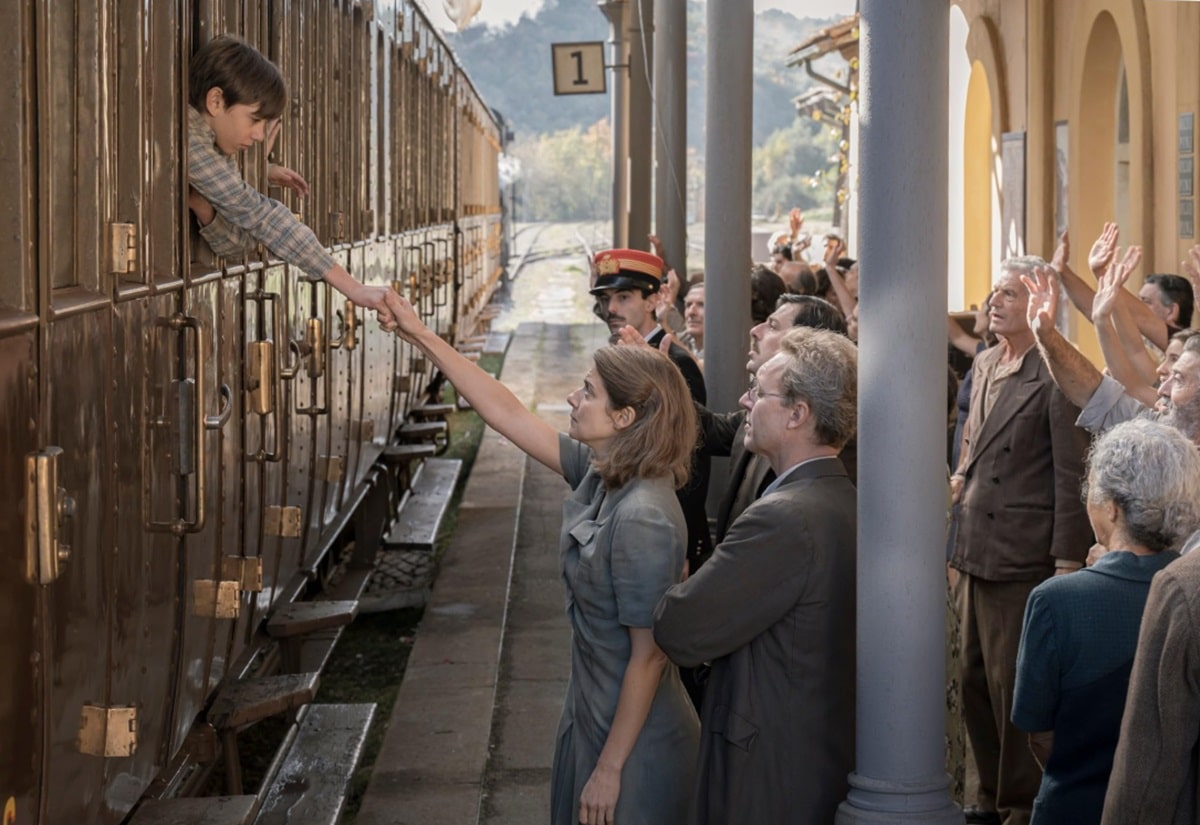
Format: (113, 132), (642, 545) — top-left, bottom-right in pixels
(185, 34), (403, 327)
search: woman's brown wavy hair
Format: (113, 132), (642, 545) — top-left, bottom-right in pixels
(591, 346), (697, 489)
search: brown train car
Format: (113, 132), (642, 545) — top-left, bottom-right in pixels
(0, 0), (505, 823)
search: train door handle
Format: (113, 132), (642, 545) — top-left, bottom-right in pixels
(246, 290), (286, 462)
(331, 299), (359, 352)
(146, 313), (221, 535)
(25, 446), (74, 584)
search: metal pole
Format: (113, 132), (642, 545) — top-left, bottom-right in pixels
(836, 1), (960, 823)
(702, 0), (752, 417)
(598, 0), (630, 248)
(627, 0), (653, 251)
(653, 0), (686, 276)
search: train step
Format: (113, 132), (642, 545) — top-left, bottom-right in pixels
(129, 794), (256, 825)
(408, 402), (456, 420)
(396, 420), (448, 450)
(208, 672), (320, 730)
(266, 600), (358, 639)
(254, 703), (376, 825)
(382, 458), (463, 552)
(380, 442), (438, 465)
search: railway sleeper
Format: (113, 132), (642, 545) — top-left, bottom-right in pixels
(381, 457), (463, 553)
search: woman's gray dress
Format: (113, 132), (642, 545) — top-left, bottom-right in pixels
(550, 435), (700, 825)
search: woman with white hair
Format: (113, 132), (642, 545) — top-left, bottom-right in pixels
(1011, 418), (1200, 824)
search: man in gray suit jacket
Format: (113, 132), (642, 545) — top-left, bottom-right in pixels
(699, 294), (854, 545)
(950, 257), (1092, 825)
(654, 326), (858, 825)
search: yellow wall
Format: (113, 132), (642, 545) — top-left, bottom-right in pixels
(963, 61), (994, 308)
(954, 0), (1200, 361)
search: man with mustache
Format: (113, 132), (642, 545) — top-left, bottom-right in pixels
(590, 249), (711, 575)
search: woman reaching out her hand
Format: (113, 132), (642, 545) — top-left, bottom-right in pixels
(386, 262), (699, 825)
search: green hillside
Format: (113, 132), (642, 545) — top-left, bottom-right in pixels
(446, 0), (851, 219)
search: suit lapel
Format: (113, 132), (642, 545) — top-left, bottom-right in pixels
(964, 351), (1043, 471)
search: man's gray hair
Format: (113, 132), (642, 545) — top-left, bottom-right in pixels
(776, 327), (858, 449)
(997, 255), (1048, 282)
(1085, 418), (1200, 552)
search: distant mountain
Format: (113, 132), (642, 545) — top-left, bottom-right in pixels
(446, 0), (846, 147)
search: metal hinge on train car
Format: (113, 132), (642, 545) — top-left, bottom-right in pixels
(264, 506), (302, 538)
(24, 447), (75, 585)
(221, 556), (264, 592)
(108, 223), (137, 275)
(394, 373), (412, 393)
(318, 455), (345, 482)
(329, 212), (346, 242)
(192, 580), (240, 619)
(351, 420), (376, 443)
(77, 705), (137, 757)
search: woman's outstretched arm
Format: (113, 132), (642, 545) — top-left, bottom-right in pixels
(389, 295), (563, 475)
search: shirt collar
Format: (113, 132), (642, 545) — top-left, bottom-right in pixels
(1088, 549), (1179, 582)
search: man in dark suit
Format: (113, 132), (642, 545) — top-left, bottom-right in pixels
(950, 257), (1092, 825)
(700, 294), (853, 543)
(590, 248), (711, 570)
(654, 326), (858, 825)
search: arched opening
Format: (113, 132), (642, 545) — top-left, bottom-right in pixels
(963, 61), (998, 308)
(1077, 12), (1123, 268)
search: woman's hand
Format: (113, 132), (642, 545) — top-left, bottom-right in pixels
(578, 762), (621, 825)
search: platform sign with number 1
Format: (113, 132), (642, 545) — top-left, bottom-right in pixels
(551, 42), (606, 95)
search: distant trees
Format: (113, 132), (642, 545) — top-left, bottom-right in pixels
(751, 119), (839, 219)
(510, 120), (612, 221)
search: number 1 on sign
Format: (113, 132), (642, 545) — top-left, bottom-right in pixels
(570, 50), (586, 85)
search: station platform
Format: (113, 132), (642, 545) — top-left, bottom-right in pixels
(356, 319), (607, 825)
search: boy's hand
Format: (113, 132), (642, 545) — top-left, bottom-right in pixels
(268, 164), (310, 198)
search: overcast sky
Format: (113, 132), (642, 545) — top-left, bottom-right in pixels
(419, 0), (857, 31)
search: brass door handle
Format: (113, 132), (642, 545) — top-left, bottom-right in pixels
(205, 384), (234, 430)
(331, 299), (358, 352)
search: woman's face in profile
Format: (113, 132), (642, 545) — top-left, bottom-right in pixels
(567, 367), (621, 452)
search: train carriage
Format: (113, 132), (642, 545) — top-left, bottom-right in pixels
(0, 1), (504, 822)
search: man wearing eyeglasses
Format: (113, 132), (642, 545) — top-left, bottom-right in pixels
(654, 326), (858, 825)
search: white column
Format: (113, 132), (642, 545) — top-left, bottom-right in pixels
(701, 0), (752, 416)
(836, 1), (962, 823)
(653, 0), (686, 275)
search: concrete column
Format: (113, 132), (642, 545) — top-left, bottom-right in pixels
(653, 0), (686, 275)
(701, 0), (752, 416)
(628, 0), (653, 250)
(835, 2), (961, 824)
(598, 0), (630, 248)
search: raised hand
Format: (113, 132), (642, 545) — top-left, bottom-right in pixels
(614, 324), (652, 350)
(647, 233), (665, 260)
(1020, 264), (1060, 337)
(1050, 230), (1069, 272)
(267, 163), (311, 198)
(1181, 244), (1200, 310)
(789, 206), (805, 237)
(1087, 222), (1120, 279)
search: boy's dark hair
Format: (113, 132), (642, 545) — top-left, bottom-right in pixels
(189, 35), (287, 120)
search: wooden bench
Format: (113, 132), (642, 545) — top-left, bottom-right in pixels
(254, 704), (376, 825)
(381, 458), (462, 552)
